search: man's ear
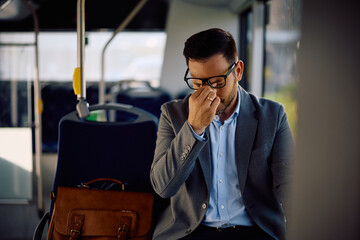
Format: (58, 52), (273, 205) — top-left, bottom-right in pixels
(236, 60), (244, 81)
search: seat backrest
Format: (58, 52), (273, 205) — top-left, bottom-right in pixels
(50, 103), (158, 215)
(41, 83), (77, 152)
(112, 81), (171, 118)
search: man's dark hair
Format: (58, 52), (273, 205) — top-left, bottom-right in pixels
(183, 28), (237, 65)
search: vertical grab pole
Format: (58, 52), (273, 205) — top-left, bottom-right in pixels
(24, 0), (43, 216)
(99, 0), (148, 104)
(74, 0), (89, 118)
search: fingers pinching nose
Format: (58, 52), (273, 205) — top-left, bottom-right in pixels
(207, 90), (216, 102)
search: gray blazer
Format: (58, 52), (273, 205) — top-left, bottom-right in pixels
(150, 86), (294, 240)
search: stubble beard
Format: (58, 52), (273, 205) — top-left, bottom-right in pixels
(216, 81), (238, 115)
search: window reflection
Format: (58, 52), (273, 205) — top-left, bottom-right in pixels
(264, 0), (301, 136)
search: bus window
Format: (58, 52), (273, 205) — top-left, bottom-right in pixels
(0, 31), (166, 86)
(239, 9), (252, 92)
(263, 0), (301, 136)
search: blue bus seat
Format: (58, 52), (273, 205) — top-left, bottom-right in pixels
(112, 80), (171, 118)
(41, 83), (77, 152)
(50, 103), (158, 216)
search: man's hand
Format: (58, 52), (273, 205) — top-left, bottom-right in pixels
(188, 85), (220, 135)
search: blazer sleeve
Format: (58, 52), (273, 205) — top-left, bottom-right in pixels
(150, 102), (208, 198)
(270, 104), (295, 206)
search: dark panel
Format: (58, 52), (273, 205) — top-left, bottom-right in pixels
(0, 0), (168, 31)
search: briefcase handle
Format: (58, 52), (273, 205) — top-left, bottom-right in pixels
(84, 178), (125, 191)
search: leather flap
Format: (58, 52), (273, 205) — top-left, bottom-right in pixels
(65, 209), (137, 237)
(53, 187), (153, 238)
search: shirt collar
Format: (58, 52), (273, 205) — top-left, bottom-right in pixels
(233, 86), (241, 119)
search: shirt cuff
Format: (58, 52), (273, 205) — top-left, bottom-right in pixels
(187, 121), (206, 142)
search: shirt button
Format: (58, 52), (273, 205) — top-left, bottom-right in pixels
(219, 153), (223, 157)
(202, 203), (207, 209)
(221, 126), (224, 131)
(220, 205), (225, 209)
(219, 179), (223, 183)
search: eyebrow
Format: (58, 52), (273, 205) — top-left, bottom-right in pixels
(189, 63), (234, 79)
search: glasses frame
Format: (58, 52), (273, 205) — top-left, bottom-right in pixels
(184, 62), (236, 90)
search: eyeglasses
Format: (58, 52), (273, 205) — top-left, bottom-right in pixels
(184, 62), (236, 90)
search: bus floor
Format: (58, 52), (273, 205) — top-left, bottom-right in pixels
(0, 153), (57, 240)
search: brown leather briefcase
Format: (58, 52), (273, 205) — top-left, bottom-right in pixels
(46, 178), (154, 240)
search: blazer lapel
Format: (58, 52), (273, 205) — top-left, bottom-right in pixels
(236, 88), (258, 193)
(193, 87), (258, 193)
(198, 127), (212, 191)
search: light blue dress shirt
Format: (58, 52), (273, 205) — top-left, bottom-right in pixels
(188, 88), (254, 228)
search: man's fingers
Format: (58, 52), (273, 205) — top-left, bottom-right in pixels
(190, 87), (203, 98)
(198, 86), (215, 102)
(205, 91), (217, 104)
(190, 86), (209, 102)
(210, 97), (221, 111)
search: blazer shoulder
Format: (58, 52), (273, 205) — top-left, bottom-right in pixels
(162, 97), (187, 108)
(248, 92), (284, 114)
(161, 95), (189, 112)
(244, 91), (287, 127)
(160, 96), (189, 123)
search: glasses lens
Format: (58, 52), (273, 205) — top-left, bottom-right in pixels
(208, 77), (226, 88)
(186, 77), (226, 90)
(187, 79), (203, 89)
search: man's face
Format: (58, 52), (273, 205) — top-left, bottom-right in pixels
(188, 54), (243, 115)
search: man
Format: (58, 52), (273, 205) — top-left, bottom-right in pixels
(150, 28), (294, 240)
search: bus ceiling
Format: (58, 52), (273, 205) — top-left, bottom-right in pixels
(0, 0), (168, 31)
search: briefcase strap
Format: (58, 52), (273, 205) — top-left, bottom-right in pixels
(84, 178), (125, 190)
